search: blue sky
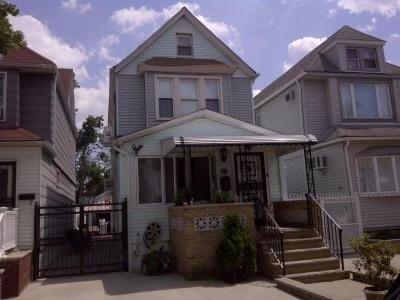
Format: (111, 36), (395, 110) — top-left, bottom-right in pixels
(9, 0), (400, 126)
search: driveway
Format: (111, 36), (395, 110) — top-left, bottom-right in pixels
(15, 272), (299, 300)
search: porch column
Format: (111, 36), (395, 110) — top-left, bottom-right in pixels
(303, 143), (316, 197)
(180, 137), (192, 200)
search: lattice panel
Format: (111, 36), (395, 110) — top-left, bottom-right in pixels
(193, 215), (246, 231)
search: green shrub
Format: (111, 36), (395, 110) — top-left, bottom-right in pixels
(351, 233), (397, 288)
(141, 246), (172, 275)
(174, 190), (185, 206)
(216, 215), (256, 283)
(214, 191), (232, 203)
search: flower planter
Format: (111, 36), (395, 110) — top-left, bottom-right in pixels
(364, 287), (387, 300)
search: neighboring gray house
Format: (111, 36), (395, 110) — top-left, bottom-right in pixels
(0, 47), (76, 249)
(107, 7), (316, 270)
(254, 26), (400, 231)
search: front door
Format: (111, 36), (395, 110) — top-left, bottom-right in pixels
(234, 153), (267, 204)
(0, 162), (16, 208)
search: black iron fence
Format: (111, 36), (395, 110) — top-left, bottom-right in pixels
(306, 193), (344, 270)
(34, 200), (128, 278)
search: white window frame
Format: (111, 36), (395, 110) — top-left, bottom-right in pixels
(340, 83), (392, 119)
(356, 155), (400, 196)
(176, 33), (193, 56)
(155, 74), (223, 120)
(346, 47), (378, 71)
(0, 72), (7, 121)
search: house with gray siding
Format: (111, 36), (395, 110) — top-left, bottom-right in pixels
(107, 7), (318, 270)
(0, 47), (76, 249)
(254, 26), (400, 232)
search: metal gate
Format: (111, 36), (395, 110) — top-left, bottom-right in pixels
(34, 201), (128, 278)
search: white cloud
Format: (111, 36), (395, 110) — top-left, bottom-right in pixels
(62, 0), (92, 14)
(110, 2), (241, 51)
(328, 8), (338, 17)
(9, 15), (90, 82)
(357, 17), (377, 33)
(336, 0), (400, 17)
(390, 33), (400, 39)
(97, 34), (120, 64)
(282, 36), (327, 71)
(252, 89), (261, 97)
(99, 34), (120, 47)
(75, 72), (109, 127)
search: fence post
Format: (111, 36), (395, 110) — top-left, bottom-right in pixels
(0, 207), (6, 257)
(33, 203), (40, 280)
(12, 208), (19, 250)
(122, 199), (129, 271)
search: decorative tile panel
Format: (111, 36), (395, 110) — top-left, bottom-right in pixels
(193, 215), (247, 231)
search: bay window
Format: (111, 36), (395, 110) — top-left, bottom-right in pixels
(179, 79), (198, 115)
(0, 73), (5, 121)
(357, 156), (400, 195)
(156, 75), (222, 119)
(340, 83), (392, 119)
(205, 79), (220, 112)
(158, 79), (173, 118)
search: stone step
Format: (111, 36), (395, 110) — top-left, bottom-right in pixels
(281, 228), (316, 239)
(284, 247), (331, 261)
(283, 237), (323, 250)
(287, 269), (350, 283)
(276, 257), (340, 275)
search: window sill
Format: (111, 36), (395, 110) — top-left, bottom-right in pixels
(360, 192), (400, 198)
(156, 117), (173, 121)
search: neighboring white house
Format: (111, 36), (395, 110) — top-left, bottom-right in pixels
(107, 7), (316, 270)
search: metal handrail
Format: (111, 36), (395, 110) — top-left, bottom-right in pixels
(306, 193), (344, 270)
(260, 207), (286, 276)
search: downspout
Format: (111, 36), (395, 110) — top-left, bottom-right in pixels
(296, 79), (306, 135)
(344, 140), (354, 196)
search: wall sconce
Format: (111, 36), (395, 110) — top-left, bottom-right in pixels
(220, 147), (228, 162)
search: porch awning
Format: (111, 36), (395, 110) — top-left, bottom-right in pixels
(161, 134), (317, 156)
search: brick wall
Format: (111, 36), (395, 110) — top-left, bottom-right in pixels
(168, 203), (255, 279)
(273, 200), (309, 226)
(0, 250), (32, 299)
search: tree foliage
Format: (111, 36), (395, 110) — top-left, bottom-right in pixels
(0, 1), (26, 55)
(76, 115), (110, 202)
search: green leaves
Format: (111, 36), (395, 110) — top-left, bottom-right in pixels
(0, 1), (27, 55)
(351, 233), (397, 288)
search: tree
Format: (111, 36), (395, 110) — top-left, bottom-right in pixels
(76, 115), (111, 202)
(0, 1), (26, 55)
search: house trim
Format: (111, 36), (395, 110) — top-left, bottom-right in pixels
(0, 72), (7, 122)
(320, 39), (385, 55)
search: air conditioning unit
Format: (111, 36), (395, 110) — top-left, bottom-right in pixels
(312, 155), (327, 170)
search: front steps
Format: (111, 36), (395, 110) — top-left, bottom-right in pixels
(257, 227), (349, 283)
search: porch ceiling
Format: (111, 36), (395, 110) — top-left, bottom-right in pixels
(161, 135), (317, 156)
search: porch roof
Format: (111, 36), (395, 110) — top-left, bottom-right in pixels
(161, 134), (317, 156)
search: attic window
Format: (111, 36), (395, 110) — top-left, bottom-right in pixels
(177, 33), (192, 56)
(285, 90), (296, 102)
(346, 47), (378, 71)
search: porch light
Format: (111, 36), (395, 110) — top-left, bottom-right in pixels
(220, 147), (228, 162)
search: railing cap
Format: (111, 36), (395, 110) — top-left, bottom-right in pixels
(0, 207), (8, 212)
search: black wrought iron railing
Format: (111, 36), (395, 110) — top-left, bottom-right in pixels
(259, 207), (286, 276)
(306, 193), (344, 270)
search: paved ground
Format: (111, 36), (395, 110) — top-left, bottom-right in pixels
(309, 279), (367, 300)
(15, 272), (299, 300)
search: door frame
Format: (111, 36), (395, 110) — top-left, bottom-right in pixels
(234, 152), (268, 205)
(0, 161), (16, 208)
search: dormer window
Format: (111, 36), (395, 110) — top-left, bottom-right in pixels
(346, 47), (378, 71)
(177, 33), (192, 56)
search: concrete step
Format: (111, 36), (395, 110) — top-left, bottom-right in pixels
(284, 247), (331, 261)
(281, 228), (316, 239)
(283, 237), (323, 250)
(277, 257), (340, 275)
(287, 269), (350, 283)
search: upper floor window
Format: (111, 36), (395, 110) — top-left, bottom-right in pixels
(180, 79), (198, 115)
(340, 83), (392, 119)
(158, 79), (174, 119)
(156, 75), (222, 119)
(346, 47), (378, 71)
(205, 79), (220, 113)
(357, 156), (400, 195)
(177, 33), (192, 56)
(0, 73), (5, 121)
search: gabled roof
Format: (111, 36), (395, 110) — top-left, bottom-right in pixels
(0, 47), (56, 70)
(113, 7), (257, 78)
(254, 25), (389, 107)
(0, 128), (42, 142)
(116, 109), (280, 144)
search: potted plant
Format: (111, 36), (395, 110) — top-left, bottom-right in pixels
(351, 234), (397, 300)
(141, 246), (173, 275)
(216, 215), (256, 283)
(214, 190), (232, 203)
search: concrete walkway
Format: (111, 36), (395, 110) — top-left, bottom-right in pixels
(14, 272), (299, 300)
(344, 254), (400, 272)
